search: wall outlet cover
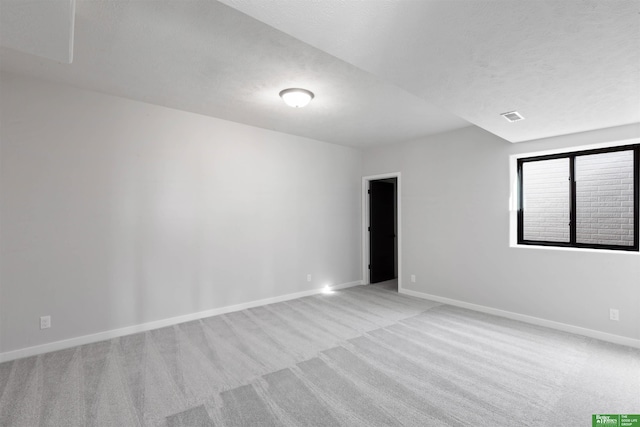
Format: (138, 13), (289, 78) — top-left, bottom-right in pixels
(609, 309), (619, 321)
(40, 315), (51, 329)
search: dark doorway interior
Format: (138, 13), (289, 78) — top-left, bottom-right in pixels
(369, 178), (397, 285)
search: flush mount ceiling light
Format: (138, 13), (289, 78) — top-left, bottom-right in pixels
(501, 111), (525, 122)
(279, 88), (314, 108)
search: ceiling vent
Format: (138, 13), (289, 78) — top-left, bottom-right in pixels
(501, 111), (524, 122)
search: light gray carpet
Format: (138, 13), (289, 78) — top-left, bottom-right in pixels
(1, 282), (638, 426)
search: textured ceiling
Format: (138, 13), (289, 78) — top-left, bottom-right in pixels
(0, 0), (467, 148)
(222, 0), (640, 143)
(0, 0), (75, 63)
(1, 0), (638, 146)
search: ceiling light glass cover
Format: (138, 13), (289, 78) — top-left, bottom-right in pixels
(279, 88), (314, 108)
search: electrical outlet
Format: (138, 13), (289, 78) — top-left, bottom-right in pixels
(40, 315), (51, 329)
(410, 275), (416, 283)
(307, 274), (312, 282)
(609, 309), (619, 321)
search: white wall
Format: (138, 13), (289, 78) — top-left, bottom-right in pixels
(0, 72), (362, 356)
(363, 124), (640, 343)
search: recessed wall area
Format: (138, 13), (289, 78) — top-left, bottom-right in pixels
(363, 124), (640, 345)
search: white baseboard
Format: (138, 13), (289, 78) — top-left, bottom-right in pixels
(400, 288), (640, 349)
(0, 280), (362, 363)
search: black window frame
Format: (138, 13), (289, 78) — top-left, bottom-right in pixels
(517, 144), (640, 252)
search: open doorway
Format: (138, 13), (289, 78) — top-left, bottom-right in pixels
(362, 173), (401, 291)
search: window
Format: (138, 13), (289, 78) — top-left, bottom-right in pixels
(517, 145), (639, 251)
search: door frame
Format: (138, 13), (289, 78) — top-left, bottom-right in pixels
(362, 172), (402, 289)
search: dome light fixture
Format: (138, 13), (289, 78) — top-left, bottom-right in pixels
(279, 88), (314, 108)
